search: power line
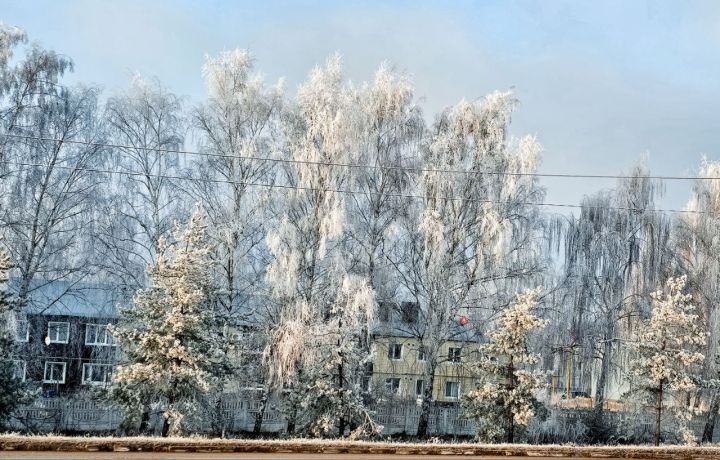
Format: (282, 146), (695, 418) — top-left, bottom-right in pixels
(4, 133), (720, 182)
(0, 158), (710, 215)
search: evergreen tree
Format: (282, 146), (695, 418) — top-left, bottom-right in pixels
(0, 250), (25, 429)
(628, 275), (706, 445)
(463, 289), (547, 443)
(110, 207), (231, 437)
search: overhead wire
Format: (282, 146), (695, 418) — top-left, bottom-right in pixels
(0, 158), (709, 215)
(4, 133), (720, 181)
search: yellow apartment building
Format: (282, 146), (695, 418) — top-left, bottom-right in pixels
(371, 335), (482, 402)
(369, 302), (483, 403)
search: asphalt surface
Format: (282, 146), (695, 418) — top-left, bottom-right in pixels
(0, 453), (630, 460)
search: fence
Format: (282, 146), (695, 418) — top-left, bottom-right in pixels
(9, 397), (720, 442)
(11, 397), (122, 433)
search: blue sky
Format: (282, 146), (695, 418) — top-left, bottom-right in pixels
(2, 0), (719, 211)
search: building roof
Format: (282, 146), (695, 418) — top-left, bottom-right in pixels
(371, 302), (484, 343)
(12, 278), (124, 319)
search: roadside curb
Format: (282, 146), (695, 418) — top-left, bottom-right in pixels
(2, 436), (720, 458)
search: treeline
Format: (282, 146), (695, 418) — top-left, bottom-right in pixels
(0, 24), (718, 445)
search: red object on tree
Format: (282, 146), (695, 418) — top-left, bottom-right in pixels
(458, 315), (469, 326)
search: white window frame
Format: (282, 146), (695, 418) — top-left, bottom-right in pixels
(47, 322), (70, 344)
(15, 318), (29, 342)
(81, 363), (113, 385)
(12, 360), (26, 381)
(417, 346), (426, 362)
(85, 324), (115, 346)
(385, 377), (400, 394)
(444, 381), (460, 399)
(43, 361), (67, 384)
(388, 343), (403, 360)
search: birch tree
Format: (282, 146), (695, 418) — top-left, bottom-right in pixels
(347, 64), (422, 305)
(110, 208), (231, 437)
(0, 25), (104, 311)
(188, 50), (283, 432)
(0, 23), (72, 164)
(674, 160), (720, 441)
(394, 92), (546, 438)
(263, 56), (378, 437)
(628, 276), (705, 445)
(463, 289), (547, 443)
(190, 50), (282, 317)
(96, 77), (185, 294)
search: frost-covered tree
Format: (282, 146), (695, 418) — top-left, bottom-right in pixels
(187, 52), (284, 432)
(555, 169), (671, 436)
(110, 208), (231, 437)
(0, 27), (103, 309)
(674, 160), (720, 441)
(0, 23), (72, 164)
(347, 64), (422, 304)
(96, 77), (186, 294)
(628, 276), (705, 445)
(0, 250), (26, 428)
(263, 56), (378, 437)
(394, 92), (546, 438)
(463, 289), (548, 443)
(190, 50), (282, 319)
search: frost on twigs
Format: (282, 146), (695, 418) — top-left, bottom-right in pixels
(463, 289), (548, 443)
(627, 275), (706, 445)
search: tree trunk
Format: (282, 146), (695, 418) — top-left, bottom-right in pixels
(161, 416), (170, 438)
(702, 391), (720, 443)
(416, 361), (436, 438)
(162, 394), (176, 438)
(139, 405), (150, 434)
(506, 357), (516, 444)
(338, 318), (346, 437)
(654, 383), (663, 446)
(253, 386), (269, 435)
(594, 319), (614, 416)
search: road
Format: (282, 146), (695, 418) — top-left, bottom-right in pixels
(0, 453), (630, 460)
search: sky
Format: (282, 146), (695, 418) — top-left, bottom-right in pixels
(2, 0), (720, 212)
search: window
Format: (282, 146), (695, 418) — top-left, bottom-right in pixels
(388, 343), (402, 360)
(43, 361), (67, 384)
(385, 378), (400, 394)
(415, 379), (424, 396)
(15, 318), (28, 342)
(417, 346), (426, 362)
(445, 381), (460, 399)
(361, 376), (371, 393)
(47, 322), (69, 344)
(82, 363), (113, 385)
(360, 362), (373, 393)
(85, 324), (115, 346)
(12, 360), (26, 381)
(448, 347), (462, 363)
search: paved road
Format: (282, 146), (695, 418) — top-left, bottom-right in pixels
(0, 453), (629, 460)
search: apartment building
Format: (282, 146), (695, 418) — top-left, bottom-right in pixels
(11, 281), (122, 394)
(369, 302), (483, 403)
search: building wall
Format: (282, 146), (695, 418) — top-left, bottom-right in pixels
(13, 313), (119, 394)
(371, 335), (481, 402)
